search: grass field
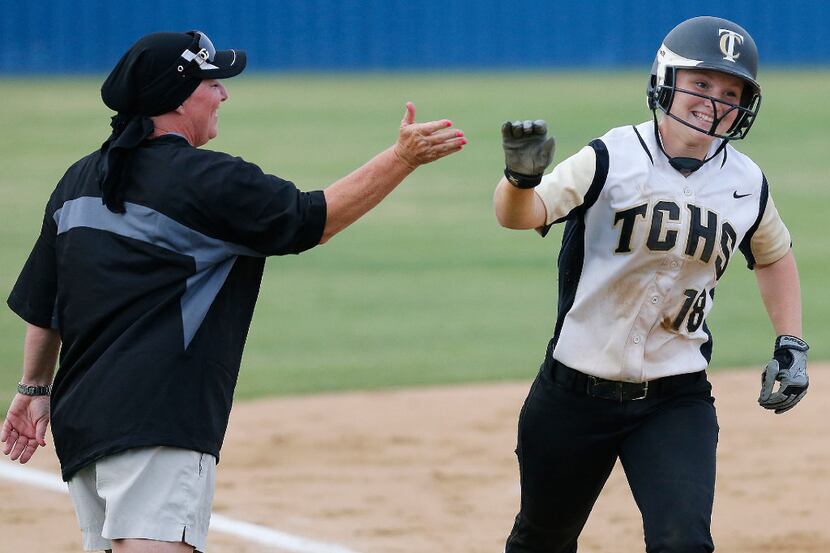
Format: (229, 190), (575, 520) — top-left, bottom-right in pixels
(1, 71), (827, 409)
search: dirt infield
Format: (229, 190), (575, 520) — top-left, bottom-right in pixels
(2, 366), (828, 552)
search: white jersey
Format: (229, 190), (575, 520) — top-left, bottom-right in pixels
(534, 121), (791, 382)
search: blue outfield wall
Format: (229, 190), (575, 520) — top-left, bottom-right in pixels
(0, 0), (828, 74)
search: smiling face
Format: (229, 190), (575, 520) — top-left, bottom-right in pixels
(664, 69), (746, 141)
(178, 79), (228, 147)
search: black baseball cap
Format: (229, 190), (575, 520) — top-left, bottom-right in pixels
(101, 30), (247, 117)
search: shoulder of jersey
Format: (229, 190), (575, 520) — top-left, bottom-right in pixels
(178, 145), (259, 175)
(63, 149), (103, 176)
(596, 122), (640, 144)
(722, 142), (755, 166)
(595, 122), (655, 173)
(723, 142), (763, 181)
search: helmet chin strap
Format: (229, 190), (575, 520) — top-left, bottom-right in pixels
(651, 111), (728, 173)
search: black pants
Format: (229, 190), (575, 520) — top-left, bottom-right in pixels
(505, 361), (718, 553)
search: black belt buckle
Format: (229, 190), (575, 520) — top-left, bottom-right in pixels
(586, 376), (649, 401)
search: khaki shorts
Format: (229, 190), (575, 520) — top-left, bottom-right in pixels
(67, 446), (216, 552)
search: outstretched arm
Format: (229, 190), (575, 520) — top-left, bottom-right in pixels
(320, 102), (465, 244)
(1, 323), (60, 463)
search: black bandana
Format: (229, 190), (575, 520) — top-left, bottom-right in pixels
(98, 31), (246, 212)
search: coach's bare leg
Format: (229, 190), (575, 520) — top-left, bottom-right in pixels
(111, 539), (194, 552)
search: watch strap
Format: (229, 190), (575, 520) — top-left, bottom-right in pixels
(17, 382), (52, 396)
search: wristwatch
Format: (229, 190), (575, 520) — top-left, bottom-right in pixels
(17, 382), (52, 396)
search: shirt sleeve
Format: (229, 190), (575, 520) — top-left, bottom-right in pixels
(534, 145), (599, 226)
(738, 173), (792, 268)
(7, 207), (59, 329)
(745, 193), (792, 267)
(193, 154), (328, 256)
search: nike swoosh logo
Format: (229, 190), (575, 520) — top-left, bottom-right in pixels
(733, 191), (752, 199)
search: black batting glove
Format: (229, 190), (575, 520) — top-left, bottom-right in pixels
(758, 335), (809, 414)
(501, 120), (556, 189)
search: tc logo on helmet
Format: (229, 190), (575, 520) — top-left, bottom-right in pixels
(718, 29), (744, 62)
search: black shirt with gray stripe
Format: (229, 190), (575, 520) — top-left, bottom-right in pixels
(8, 135), (327, 480)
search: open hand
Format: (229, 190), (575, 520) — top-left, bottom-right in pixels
(1, 394), (50, 464)
(394, 102), (465, 169)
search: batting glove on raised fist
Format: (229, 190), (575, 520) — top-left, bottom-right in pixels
(758, 335), (809, 414)
(502, 120), (556, 189)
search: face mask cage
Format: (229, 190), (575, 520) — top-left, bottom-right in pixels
(652, 66), (762, 140)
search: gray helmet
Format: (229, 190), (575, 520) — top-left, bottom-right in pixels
(647, 16), (762, 140)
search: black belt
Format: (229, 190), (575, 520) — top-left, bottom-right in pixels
(546, 359), (705, 401)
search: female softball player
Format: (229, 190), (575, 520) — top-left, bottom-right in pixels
(493, 16), (808, 553)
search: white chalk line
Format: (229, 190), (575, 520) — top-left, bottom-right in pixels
(0, 460), (361, 553)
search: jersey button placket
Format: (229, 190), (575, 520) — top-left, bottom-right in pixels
(622, 331), (645, 381)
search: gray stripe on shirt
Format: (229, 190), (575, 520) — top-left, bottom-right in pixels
(53, 197), (261, 348)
